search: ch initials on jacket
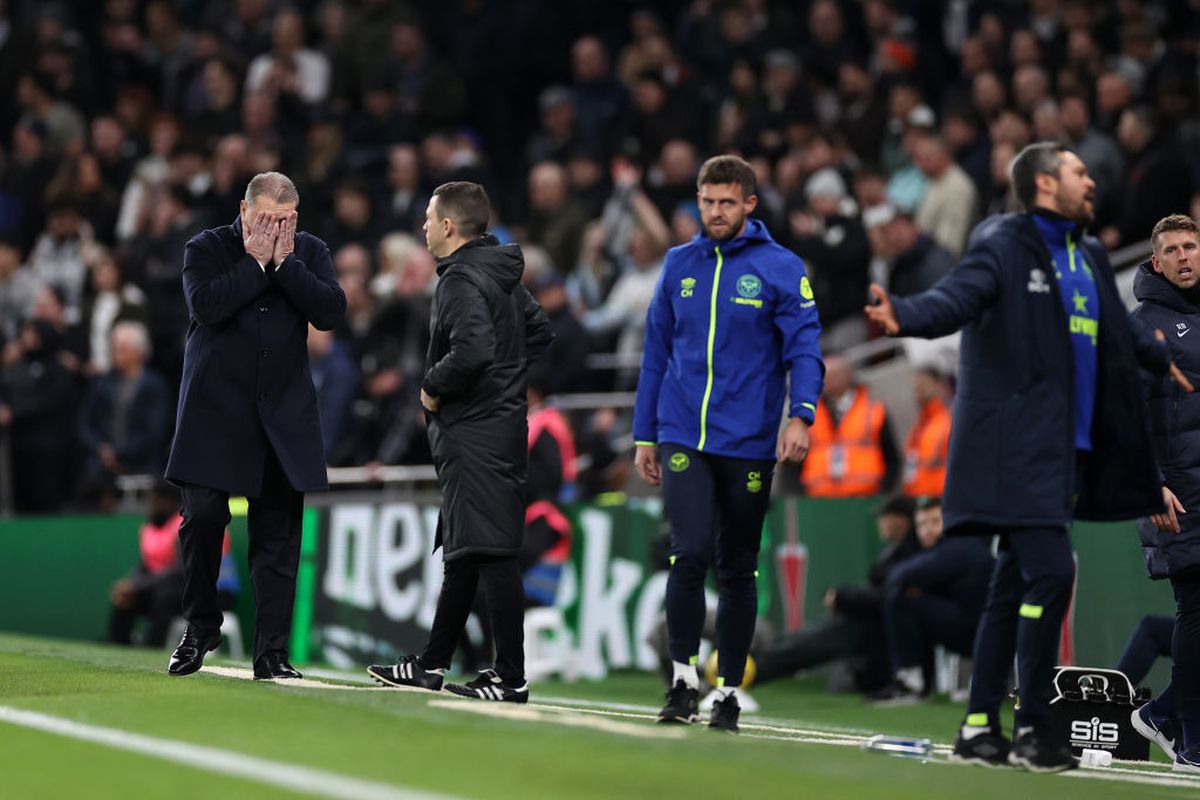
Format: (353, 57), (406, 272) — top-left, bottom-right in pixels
(1027, 268), (1051, 294)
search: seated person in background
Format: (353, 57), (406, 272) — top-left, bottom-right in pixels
(754, 495), (921, 692)
(108, 480), (238, 647)
(872, 496), (994, 703)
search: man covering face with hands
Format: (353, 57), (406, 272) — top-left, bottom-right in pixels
(165, 171), (345, 680)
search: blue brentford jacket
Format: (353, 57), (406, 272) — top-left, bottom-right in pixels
(633, 219), (824, 460)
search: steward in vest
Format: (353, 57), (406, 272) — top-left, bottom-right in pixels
(799, 354), (899, 497)
(523, 381), (576, 607)
(902, 366), (953, 498)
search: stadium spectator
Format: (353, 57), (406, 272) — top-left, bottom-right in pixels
(121, 182), (204, 385)
(76, 319), (170, 504)
(795, 354), (899, 498)
(755, 495), (921, 692)
(522, 380), (576, 608)
(527, 268), (590, 396)
(3, 319), (78, 512)
(864, 203), (955, 298)
(1104, 106), (1195, 250)
(525, 161), (589, 275)
(787, 168), (872, 352)
(82, 245), (145, 374)
(28, 198), (91, 322)
(913, 135), (978, 258)
(0, 233), (37, 342)
(873, 497), (994, 704)
(244, 7), (331, 108)
(307, 323), (359, 460)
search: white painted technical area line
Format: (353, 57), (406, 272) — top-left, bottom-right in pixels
(0, 705), (458, 800)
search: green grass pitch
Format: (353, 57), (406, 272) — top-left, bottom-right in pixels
(0, 633), (1192, 799)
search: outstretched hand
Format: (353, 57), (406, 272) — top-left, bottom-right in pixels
(864, 283), (900, 335)
(1155, 329), (1195, 393)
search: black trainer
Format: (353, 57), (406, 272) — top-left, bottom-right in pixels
(709, 693), (741, 733)
(1008, 730), (1079, 773)
(445, 669), (529, 703)
(656, 679), (700, 724)
(366, 655), (444, 691)
(949, 729), (1012, 767)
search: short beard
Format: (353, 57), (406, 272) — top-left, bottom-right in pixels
(704, 215), (743, 242)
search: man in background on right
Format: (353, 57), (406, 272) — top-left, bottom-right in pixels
(866, 143), (1190, 772)
(1130, 214), (1200, 773)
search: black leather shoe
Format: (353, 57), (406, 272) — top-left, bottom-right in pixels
(167, 628), (221, 676)
(253, 651), (302, 680)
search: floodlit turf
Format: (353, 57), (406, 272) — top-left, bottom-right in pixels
(0, 633), (1190, 799)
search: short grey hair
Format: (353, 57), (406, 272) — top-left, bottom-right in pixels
(111, 319), (152, 359)
(244, 171), (299, 207)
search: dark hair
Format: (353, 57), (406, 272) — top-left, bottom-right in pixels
(432, 181), (490, 238)
(915, 496), (943, 511)
(877, 494), (916, 518)
(1152, 214), (1200, 250)
(696, 154), (756, 199)
(1009, 141), (1069, 211)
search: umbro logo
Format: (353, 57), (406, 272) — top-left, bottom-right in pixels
(1027, 268), (1051, 294)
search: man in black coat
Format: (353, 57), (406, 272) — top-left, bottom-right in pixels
(866, 143), (1188, 772)
(164, 172), (346, 679)
(367, 182), (552, 702)
(1130, 214), (1200, 771)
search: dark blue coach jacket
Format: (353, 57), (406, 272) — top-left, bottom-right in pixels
(891, 213), (1169, 535)
(1131, 261), (1200, 578)
(166, 217), (346, 496)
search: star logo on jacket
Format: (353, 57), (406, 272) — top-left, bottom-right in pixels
(737, 274), (762, 298)
(668, 452), (690, 472)
(1179, 322), (1191, 338)
(680, 277), (696, 298)
(1072, 289), (1088, 314)
(1027, 268), (1051, 294)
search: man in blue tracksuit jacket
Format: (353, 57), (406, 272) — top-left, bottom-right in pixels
(867, 143), (1184, 771)
(633, 155), (823, 732)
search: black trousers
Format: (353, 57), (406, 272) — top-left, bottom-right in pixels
(1116, 613), (1174, 715)
(178, 449), (303, 662)
(1171, 573), (1200, 723)
(965, 528), (1075, 730)
(420, 554), (525, 685)
(884, 587), (979, 671)
(108, 570), (184, 647)
(660, 444), (774, 687)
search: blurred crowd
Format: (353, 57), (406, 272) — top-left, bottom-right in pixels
(0, 0), (1197, 513)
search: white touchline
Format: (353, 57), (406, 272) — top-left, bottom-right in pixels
(0, 705), (460, 800)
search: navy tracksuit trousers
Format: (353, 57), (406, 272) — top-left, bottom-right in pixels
(660, 444), (774, 687)
(965, 528), (1076, 730)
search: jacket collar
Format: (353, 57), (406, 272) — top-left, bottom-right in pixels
(1133, 259), (1200, 314)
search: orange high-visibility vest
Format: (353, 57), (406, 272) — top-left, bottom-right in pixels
(902, 397), (952, 498)
(801, 387), (887, 497)
(528, 406), (577, 483)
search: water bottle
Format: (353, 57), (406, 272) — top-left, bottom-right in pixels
(861, 735), (934, 760)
